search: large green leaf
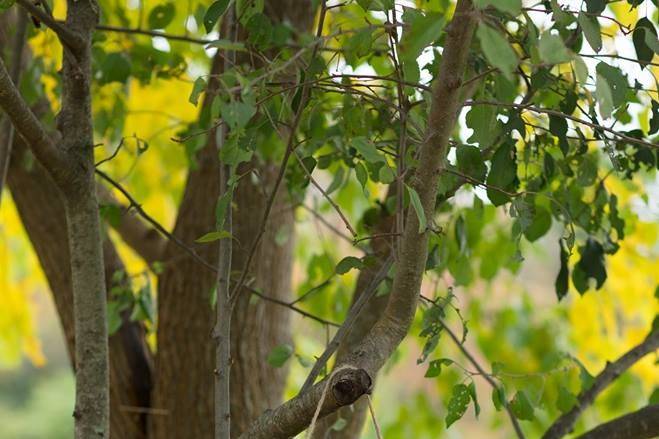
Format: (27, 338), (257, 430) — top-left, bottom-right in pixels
(538, 32), (572, 65)
(477, 23), (518, 80)
(203, 0), (231, 33)
(578, 12), (602, 53)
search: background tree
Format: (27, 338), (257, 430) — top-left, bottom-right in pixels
(0, 0), (657, 439)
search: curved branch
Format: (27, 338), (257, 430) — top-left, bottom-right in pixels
(543, 329), (659, 439)
(575, 404), (659, 439)
(16, 0), (85, 51)
(238, 2), (478, 437)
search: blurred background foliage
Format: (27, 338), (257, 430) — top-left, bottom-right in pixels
(0, 0), (658, 437)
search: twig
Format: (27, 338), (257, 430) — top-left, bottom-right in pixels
(229, 0), (329, 302)
(16, 0), (84, 51)
(294, 150), (357, 237)
(465, 100), (659, 150)
(542, 329), (659, 439)
(438, 319), (526, 439)
(299, 256), (393, 394)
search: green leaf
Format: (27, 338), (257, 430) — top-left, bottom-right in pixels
(456, 144), (487, 182)
(492, 386), (506, 411)
(266, 344), (293, 367)
(236, 0), (264, 25)
(221, 100), (256, 129)
(203, 0), (230, 33)
(189, 77), (207, 106)
(573, 56), (589, 84)
(399, 10), (445, 66)
(446, 384), (471, 428)
(0, 0), (15, 10)
(555, 240), (569, 301)
(467, 381), (481, 418)
(595, 73), (614, 118)
(148, 3), (176, 29)
(195, 230), (232, 243)
(586, 0), (606, 14)
(524, 206), (552, 242)
(572, 238), (607, 294)
(596, 63), (628, 107)
(477, 23), (518, 80)
(549, 115), (569, 156)
(538, 32), (571, 65)
(486, 143), (517, 206)
(633, 18), (659, 68)
(99, 52), (131, 85)
(355, 162), (369, 197)
(406, 185), (427, 234)
(99, 204), (123, 228)
(353, 137), (385, 163)
(510, 390), (535, 420)
(556, 386), (577, 413)
(335, 256), (363, 275)
(474, 0), (521, 15)
(107, 301), (124, 335)
(344, 29), (373, 66)
(246, 13), (273, 49)
(466, 105), (499, 147)
(649, 387), (659, 405)
(578, 12), (602, 53)
(424, 358), (453, 378)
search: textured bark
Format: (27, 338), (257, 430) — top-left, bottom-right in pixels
(7, 141), (152, 438)
(239, 2), (477, 437)
(575, 405), (659, 439)
(152, 4), (311, 437)
(313, 205), (395, 439)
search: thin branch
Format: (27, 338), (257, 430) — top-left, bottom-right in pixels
(542, 329), (659, 439)
(299, 256), (393, 394)
(95, 23), (211, 45)
(250, 289), (339, 327)
(96, 183), (166, 264)
(294, 150), (357, 237)
(229, 1), (329, 302)
(575, 404), (659, 439)
(16, 0), (84, 51)
(465, 100), (659, 150)
(438, 319), (526, 439)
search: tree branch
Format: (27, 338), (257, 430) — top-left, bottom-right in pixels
(238, 2), (478, 437)
(542, 329), (659, 439)
(0, 55), (67, 179)
(575, 404), (659, 439)
(96, 183), (166, 265)
(16, 0), (85, 51)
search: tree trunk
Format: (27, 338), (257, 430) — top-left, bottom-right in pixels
(7, 141), (152, 438)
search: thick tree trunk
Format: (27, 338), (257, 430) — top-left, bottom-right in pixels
(7, 141), (152, 438)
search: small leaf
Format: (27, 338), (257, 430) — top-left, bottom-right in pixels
(353, 137), (385, 163)
(203, 0), (230, 33)
(406, 185), (427, 234)
(633, 17), (659, 67)
(99, 52), (131, 85)
(477, 23), (518, 80)
(355, 162), (369, 197)
(573, 56), (589, 84)
(335, 256), (363, 275)
(571, 238), (607, 294)
(236, 0), (264, 25)
(266, 344), (293, 367)
(245, 13), (273, 49)
(399, 10), (445, 66)
(148, 3), (176, 29)
(456, 144), (487, 182)
(524, 206), (552, 242)
(424, 358), (453, 378)
(189, 77), (207, 106)
(595, 74), (614, 118)
(195, 230), (232, 243)
(578, 12), (602, 53)
(221, 100), (257, 129)
(474, 0), (521, 15)
(556, 386), (577, 413)
(538, 32), (572, 65)
(467, 381), (481, 418)
(492, 386), (506, 411)
(596, 63), (628, 107)
(555, 240), (569, 301)
(510, 391), (535, 420)
(99, 204), (123, 228)
(446, 384), (471, 428)
(486, 143), (517, 206)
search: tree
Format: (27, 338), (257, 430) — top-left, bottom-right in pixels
(0, 0), (657, 439)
